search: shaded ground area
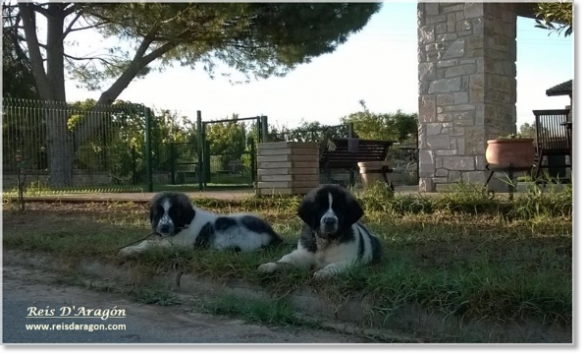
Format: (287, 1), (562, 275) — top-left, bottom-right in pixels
(3, 265), (364, 344)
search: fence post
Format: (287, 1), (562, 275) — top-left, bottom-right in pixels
(197, 111), (203, 191)
(204, 139), (211, 186)
(261, 115), (268, 143)
(144, 106), (154, 192)
(256, 117), (262, 143)
(348, 122), (354, 138)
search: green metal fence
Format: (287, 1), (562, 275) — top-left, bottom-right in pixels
(197, 115), (266, 191)
(1, 98), (200, 193)
(1, 98), (419, 194)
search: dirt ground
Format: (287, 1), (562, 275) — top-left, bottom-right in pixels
(2, 264), (367, 344)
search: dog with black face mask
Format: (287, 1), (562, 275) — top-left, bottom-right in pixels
(258, 185), (382, 279)
(119, 192), (282, 257)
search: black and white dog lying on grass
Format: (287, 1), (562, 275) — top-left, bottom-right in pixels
(258, 185), (382, 280)
(119, 192), (282, 257)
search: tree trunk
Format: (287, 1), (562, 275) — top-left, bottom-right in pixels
(45, 106), (73, 187)
(19, 3), (177, 188)
(45, 4), (72, 187)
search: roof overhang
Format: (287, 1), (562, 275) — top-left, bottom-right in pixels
(546, 80), (573, 97)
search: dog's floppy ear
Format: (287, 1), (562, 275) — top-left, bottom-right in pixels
(342, 195), (364, 229)
(184, 205), (196, 227)
(177, 203), (196, 228)
(149, 204), (159, 230)
(297, 194), (317, 229)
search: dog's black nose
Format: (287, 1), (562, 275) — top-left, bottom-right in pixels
(323, 217), (337, 226)
(159, 224), (171, 233)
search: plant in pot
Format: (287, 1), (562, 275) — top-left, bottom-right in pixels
(485, 134), (536, 168)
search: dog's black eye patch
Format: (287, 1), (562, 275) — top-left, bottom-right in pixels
(313, 191), (332, 215)
(167, 205), (178, 218)
(150, 205), (164, 229)
(152, 205), (164, 220)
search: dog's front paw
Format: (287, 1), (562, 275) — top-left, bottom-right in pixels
(257, 262), (279, 274)
(313, 267), (338, 280)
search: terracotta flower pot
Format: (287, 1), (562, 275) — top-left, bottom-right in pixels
(358, 161), (393, 187)
(485, 139), (535, 168)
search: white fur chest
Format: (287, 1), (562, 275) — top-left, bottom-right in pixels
(314, 237), (356, 269)
(166, 227), (197, 247)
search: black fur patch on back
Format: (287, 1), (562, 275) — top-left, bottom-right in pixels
(195, 222), (214, 248)
(357, 222), (382, 263)
(214, 217), (238, 231)
(240, 215), (283, 246)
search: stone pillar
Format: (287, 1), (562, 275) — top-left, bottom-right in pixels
(417, 2), (517, 192)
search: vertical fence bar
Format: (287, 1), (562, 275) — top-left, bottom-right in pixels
(102, 108), (108, 173)
(197, 111), (203, 191)
(203, 128), (210, 187)
(170, 143), (176, 185)
(256, 117), (262, 143)
(144, 105), (153, 192)
(131, 146), (137, 185)
(261, 115), (268, 143)
(152, 111), (159, 174)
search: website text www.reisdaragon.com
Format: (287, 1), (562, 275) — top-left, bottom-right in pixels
(25, 322), (127, 332)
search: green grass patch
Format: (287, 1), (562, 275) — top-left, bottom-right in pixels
(2, 181), (572, 333)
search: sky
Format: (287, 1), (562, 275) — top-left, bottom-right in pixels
(62, 1), (574, 129)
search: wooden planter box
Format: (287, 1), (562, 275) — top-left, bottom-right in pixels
(257, 142), (320, 195)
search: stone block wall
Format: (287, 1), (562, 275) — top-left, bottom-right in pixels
(417, 2), (518, 191)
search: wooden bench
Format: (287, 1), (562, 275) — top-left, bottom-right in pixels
(320, 138), (394, 187)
